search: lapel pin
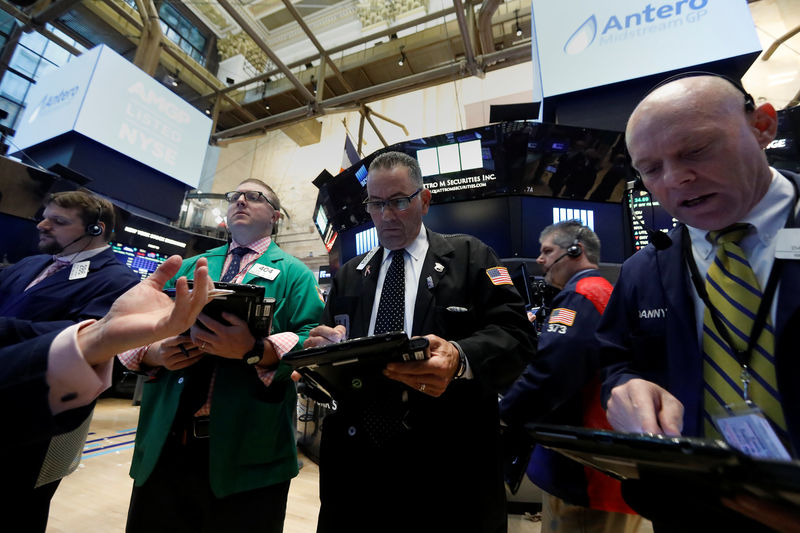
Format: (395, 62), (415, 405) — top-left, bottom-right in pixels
(434, 262), (444, 273)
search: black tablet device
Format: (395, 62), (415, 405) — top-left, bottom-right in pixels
(166, 281), (275, 338)
(283, 332), (429, 369)
(527, 424), (800, 506)
(284, 332), (430, 401)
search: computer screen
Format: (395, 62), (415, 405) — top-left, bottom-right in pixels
(520, 196), (626, 263)
(111, 242), (169, 282)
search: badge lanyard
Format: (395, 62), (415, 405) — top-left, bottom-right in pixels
(681, 178), (799, 403)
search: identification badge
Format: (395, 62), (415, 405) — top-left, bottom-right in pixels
(774, 228), (800, 259)
(712, 404), (791, 460)
(69, 261), (90, 280)
(249, 264), (279, 281)
(357, 246), (380, 271)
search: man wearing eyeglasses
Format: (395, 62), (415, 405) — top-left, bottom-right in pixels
(119, 179), (323, 533)
(305, 151), (535, 532)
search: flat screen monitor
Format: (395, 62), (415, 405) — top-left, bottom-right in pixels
(111, 241), (169, 281)
(424, 197), (514, 259)
(520, 196), (626, 263)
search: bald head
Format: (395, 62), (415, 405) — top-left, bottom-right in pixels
(627, 76), (750, 142)
(624, 75), (777, 231)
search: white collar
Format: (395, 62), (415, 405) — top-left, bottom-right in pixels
(687, 168), (794, 258)
(381, 224), (428, 263)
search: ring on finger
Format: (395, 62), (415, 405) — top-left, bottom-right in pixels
(200, 342), (207, 351)
(418, 383), (426, 393)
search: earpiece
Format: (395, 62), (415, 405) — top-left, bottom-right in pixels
(86, 201), (103, 237)
(566, 227), (584, 258)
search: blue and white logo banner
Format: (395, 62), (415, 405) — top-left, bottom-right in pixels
(532, 0), (761, 97)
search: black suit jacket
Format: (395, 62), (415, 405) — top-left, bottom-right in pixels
(316, 229), (535, 532)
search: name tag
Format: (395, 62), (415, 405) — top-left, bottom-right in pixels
(357, 246), (380, 271)
(69, 261), (90, 280)
(774, 228), (800, 260)
(249, 264), (279, 281)
(714, 409), (791, 461)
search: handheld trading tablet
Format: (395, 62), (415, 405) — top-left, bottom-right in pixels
(283, 332), (430, 401)
(165, 281), (275, 338)
(527, 424), (800, 507)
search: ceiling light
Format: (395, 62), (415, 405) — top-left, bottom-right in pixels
(398, 46), (407, 67)
(515, 10), (523, 37)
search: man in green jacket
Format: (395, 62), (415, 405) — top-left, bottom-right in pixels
(119, 179), (324, 533)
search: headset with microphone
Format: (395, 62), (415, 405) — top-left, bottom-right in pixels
(551, 227), (585, 266)
(85, 201), (104, 237)
(622, 71), (761, 253)
(53, 199), (105, 254)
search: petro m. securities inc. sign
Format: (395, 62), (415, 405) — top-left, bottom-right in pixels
(531, 0), (761, 98)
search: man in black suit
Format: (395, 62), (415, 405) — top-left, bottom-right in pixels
(304, 151), (536, 532)
(1, 256), (213, 532)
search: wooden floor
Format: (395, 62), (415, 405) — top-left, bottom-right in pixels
(46, 397), (542, 532)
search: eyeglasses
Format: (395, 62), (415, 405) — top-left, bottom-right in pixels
(363, 188), (422, 214)
(225, 190), (278, 210)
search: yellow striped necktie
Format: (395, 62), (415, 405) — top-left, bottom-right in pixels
(701, 224), (786, 439)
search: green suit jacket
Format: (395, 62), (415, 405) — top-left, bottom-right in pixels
(130, 242), (324, 497)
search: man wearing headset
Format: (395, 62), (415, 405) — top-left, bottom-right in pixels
(0, 188), (139, 332)
(597, 74), (800, 530)
(500, 220), (644, 533)
(0, 188), (140, 531)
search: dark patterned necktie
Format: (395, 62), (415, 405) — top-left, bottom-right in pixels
(364, 249), (408, 446)
(221, 247), (253, 283)
(374, 249), (405, 334)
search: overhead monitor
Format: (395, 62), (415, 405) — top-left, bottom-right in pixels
(12, 45), (212, 188)
(532, 0), (761, 97)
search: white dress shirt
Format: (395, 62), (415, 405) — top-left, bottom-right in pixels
(368, 224), (429, 336)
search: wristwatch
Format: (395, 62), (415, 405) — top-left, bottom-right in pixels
(454, 351), (467, 379)
(243, 337), (265, 366)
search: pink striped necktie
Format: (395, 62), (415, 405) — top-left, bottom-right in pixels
(25, 257), (72, 290)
